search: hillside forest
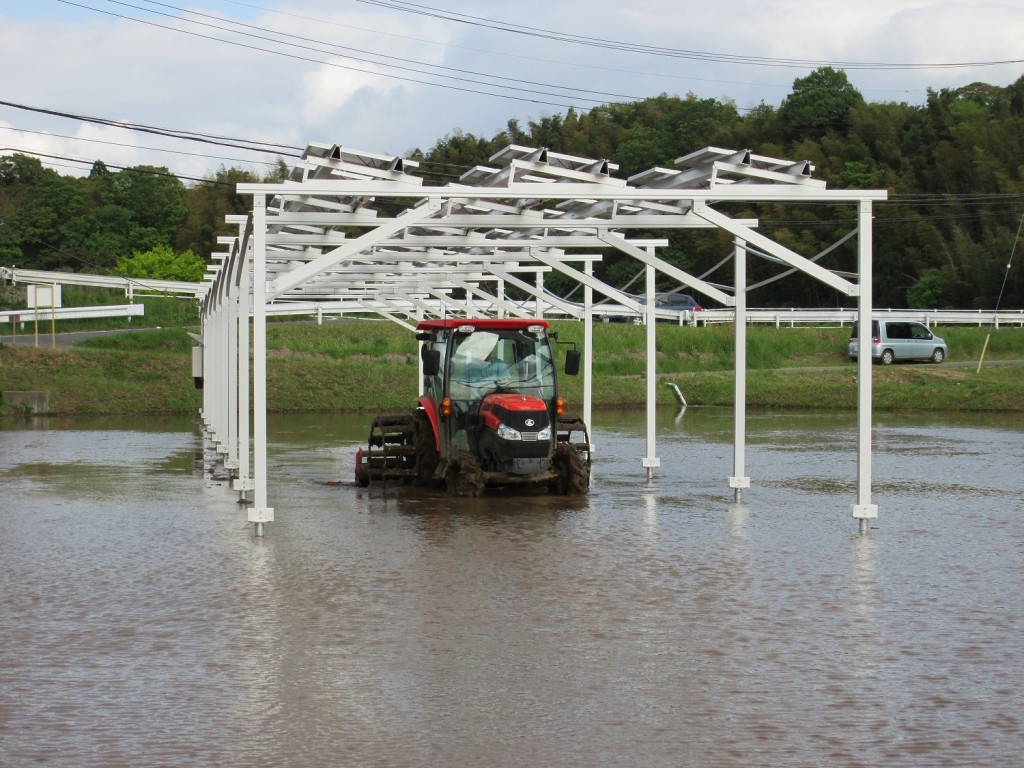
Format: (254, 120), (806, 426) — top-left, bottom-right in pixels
(1, 67), (1022, 311)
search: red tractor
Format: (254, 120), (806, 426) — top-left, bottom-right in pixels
(355, 318), (590, 496)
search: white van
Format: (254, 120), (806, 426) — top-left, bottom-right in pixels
(849, 319), (948, 365)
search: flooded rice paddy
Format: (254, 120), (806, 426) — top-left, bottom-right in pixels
(1, 407), (1022, 767)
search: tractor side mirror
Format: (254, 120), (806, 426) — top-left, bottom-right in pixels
(422, 347), (441, 376)
(564, 349), (581, 376)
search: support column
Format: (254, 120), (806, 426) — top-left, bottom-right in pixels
(853, 200), (878, 532)
(642, 259), (660, 480)
(225, 278), (238, 471)
(210, 300), (226, 452)
(200, 308), (212, 432)
(730, 239), (751, 501)
(534, 271), (544, 319)
(582, 259), (593, 443)
(248, 196), (274, 536)
(233, 250), (253, 500)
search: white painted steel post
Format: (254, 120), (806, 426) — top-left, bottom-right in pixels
(417, 307), (425, 397)
(853, 200), (878, 532)
(212, 300), (225, 452)
(249, 196), (274, 536)
(583, 259), (594, 443)
(642, 259), (660, 480)
(233, 250), (253, 500)
(535, 271), (544, 319)
(730, 239), (751, 501)
(200, 309), (211, 432)
(225, 275), (238, 472)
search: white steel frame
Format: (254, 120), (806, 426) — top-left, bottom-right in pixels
(198, 143), (885, 535)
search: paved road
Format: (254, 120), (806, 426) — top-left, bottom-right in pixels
(1, 326), (169, 349)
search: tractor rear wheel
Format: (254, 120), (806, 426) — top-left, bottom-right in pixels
(413, 410), (439, 486)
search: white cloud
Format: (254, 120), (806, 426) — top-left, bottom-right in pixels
(1, 0), (1022, 177)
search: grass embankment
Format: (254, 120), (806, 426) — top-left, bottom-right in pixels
(1, 318), (1023, 415)
(567, 322), (1024, 412)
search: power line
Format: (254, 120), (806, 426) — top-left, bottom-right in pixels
(994, 210), (1023, 314)
(211, 0), (799, 96)
(0, 126), (286, 169)
(0, 148), (243, 185)
(354, 0), (1024, 70)
(0, 99), (302, 155)
(55, 0), (593, 109)
(127, 0), (646, 104)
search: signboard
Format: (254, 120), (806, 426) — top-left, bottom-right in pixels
(27, 284), (62, 309)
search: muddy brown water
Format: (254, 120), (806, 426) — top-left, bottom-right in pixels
(1, 408), (1022, 767)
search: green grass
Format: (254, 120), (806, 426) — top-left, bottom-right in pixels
(2, 318), (1023, 416)
(1, 286), (200, 334)
(0, 345), (201, 414)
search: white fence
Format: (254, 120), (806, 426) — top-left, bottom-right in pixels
(694, 308), (1024, 328)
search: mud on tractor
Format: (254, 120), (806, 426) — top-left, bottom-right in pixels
(355, 318), (591, 496)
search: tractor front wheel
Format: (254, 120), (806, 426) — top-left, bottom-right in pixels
(446, 451), (485, 497)
(550, 443), (590, 495)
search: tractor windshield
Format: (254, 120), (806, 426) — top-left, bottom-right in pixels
(448, 328), (555, 403)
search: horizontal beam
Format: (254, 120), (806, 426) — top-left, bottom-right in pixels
(239, 180), (888, 203)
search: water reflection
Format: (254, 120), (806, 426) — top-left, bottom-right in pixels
(0, 408), (1022, 766)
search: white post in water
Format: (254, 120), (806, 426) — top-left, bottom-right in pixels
(225, 273), (238, 473)
(583, 258), (594, 442)
(642, 258), (660, 480)
(729, 238), (751, 501)
(853, 200), (878, 533)
(234, 242), (253, 502)
(249, 195), (274, 537)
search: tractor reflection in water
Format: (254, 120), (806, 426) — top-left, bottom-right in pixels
(355, 318), (590, 496)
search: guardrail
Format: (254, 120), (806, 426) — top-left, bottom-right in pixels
(0, 267), (204, 297)
(695, 308), (1024, 328)
(0, 304), (145, 323)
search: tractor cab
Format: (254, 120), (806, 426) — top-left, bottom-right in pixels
(418, 319), (577, 472)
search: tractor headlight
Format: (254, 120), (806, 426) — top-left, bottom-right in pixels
(537, 425), (552, 440)
(496, 422), (522, 441)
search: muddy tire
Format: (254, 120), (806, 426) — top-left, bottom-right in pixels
(413, 410), (440, 486)
(355, 453), (370, 487)
(446, 451), (485, 497)
(550, 442), (590, 495)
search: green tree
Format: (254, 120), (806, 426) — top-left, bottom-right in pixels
(0, 154), (86, 268)
(175, 166), (263, 258)
(109, 165), (187, 242)
(113, 244), (206, 282)
(778, 67), (865, 140)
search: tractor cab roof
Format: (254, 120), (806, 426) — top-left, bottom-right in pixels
(416, 318), (550, 332)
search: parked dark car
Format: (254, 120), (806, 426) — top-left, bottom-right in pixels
(607, 293), (703, 324)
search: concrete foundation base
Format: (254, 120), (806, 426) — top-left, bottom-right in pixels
(2, 391), (50, 414)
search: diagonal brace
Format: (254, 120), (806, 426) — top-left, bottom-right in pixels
(693, 203), (858, 297)
(486, 265), (584, 318)
(598, 232), (735, 306)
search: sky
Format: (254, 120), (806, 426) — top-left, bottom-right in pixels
(2, 0), (1023, 181)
